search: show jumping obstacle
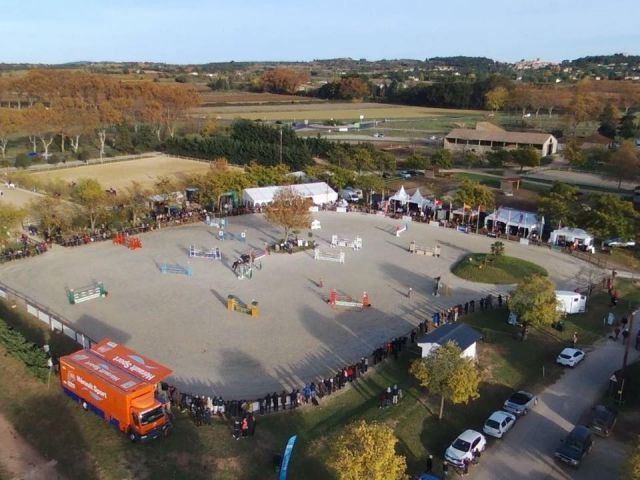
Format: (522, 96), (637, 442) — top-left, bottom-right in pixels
(189, 245), (222, 260)
(314, 248), (345, 264)
(227, 295), (259, 318)
(67, 282), (107, 305)
(112, 233), (142, 250)
(409, 241), (441, 257)
(395, 224), (408, 237)
(205, 215), (226, 229)
(160, 263), (193, 276)
(330, 235), (362, 250)
(328, 289), (370, 310)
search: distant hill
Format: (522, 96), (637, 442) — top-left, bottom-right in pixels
(565, 53), (640, 67)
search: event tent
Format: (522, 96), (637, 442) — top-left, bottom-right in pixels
(242, 182), (338, 207)
(408, 188), (426, 206)
(484, 207), (542, 236)
(389, 186), (410, 209)
(549, 227), (594, 247)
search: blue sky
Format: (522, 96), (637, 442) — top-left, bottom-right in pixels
(2, 0), (638, 64)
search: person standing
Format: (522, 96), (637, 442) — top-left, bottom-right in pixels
(426, 455), (433, 473)
(572, 331), (578, 348)
(241, 417), (249, 437)
(442, 461), (449, 478)
(408, 287), (413, 299)
(463, 458), (470, 476)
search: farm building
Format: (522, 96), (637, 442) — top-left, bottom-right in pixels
(444, 123), (558, 157)
(242, 182), (337, 208)
(417, 323), (483, 360)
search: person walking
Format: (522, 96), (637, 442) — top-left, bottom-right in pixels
(241, 417), (249, 437)
(442, 461), (449, 478)
(463, 458), (470, 476)
(408, 287), (413, 299)
(572, 331), (578, 348)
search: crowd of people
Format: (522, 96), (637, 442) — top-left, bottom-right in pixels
(0, 233), (49, 264)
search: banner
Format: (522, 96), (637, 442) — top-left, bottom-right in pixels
(279, 435), (298, 480)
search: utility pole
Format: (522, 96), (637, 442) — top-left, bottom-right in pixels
(279, 127), (283, 165)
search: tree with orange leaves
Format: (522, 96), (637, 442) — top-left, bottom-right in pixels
(260, 68), (308, 95)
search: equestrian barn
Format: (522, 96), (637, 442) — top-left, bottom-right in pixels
(444, 123), (558, 157)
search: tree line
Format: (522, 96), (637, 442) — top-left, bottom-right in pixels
(0, 69), (199, 161)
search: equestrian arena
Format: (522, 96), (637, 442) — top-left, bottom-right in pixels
(0, 212), (594, 398)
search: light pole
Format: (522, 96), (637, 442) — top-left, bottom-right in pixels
(279, 127), (283, 165)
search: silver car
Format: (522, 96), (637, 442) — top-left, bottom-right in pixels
(503, 391), (538, 416)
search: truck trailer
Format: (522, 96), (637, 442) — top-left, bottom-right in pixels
(59, 338), (173, 442)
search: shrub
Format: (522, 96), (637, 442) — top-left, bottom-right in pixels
(0, 317), (49, 381)
(77, 150), (91, 161)
(14, 153), (32, 169)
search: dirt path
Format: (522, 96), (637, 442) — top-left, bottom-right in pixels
(0, 413), (65, 480)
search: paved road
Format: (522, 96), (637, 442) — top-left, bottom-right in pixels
(473, 337), (638, 480)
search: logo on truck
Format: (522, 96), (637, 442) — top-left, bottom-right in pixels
(76, 374), (108, 402)
(111, 355), (156, 381)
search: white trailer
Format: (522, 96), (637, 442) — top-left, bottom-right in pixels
(556, 290), (587, 314)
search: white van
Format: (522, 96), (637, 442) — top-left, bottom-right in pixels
(339, 189), (359, 202)
(556, 290), (587, 314)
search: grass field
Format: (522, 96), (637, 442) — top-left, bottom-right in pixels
(2, 281), (636, 480)
(192, 102), (486, 122)
(452, 254), (548, 284)
(27, 155), (214, 190)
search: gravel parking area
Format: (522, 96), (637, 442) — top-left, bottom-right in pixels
(0, 212), (596, 398)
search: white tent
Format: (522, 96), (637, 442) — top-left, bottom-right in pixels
(408, 188), (426, 206)
(484, 207), (542, 236)
(389, 186), (409, 205)
(242, 182), (338, 207)
(549, 227), (594, 247)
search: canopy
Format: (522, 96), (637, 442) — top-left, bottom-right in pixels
(242, 182), (338, 207)
(484, 207), (542, 233)
(549, 227), (593, 246)
(389, 185), (409, 205)
(408, 188), (426, 205)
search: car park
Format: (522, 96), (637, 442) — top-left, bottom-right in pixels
(444, 429), (486, 468)
(503, 391), (538, 416)
(482, 410), (517, 438)
(587, 405), (617, 436)
(556, 348), (585, 367)
(554, 425), (593, 468)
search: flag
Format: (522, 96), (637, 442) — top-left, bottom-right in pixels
(280, 435), (298, 480)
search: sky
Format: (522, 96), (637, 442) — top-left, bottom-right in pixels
(1, 0), (639, 64)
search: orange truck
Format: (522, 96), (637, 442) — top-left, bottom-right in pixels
(59, 338), (173, 442)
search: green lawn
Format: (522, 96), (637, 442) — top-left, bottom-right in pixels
(0, 283), (637, 479)
(451, 254), (548, 284)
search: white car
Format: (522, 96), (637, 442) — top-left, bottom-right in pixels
(556, 347), (585, 367)
(444, 429), (487, 468)
(483, 410), (517, 438)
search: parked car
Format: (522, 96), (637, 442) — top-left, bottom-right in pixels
(373, 132), (385, 138)
(444, 429), (487, 468)
(556, 347), (585, 367)
(483, 410), (517, 438)
(587, 405), (617, 437)
(418, 474), (442, 480)
(503, 391), (538, 416)
(397, 170), (412, 179)
(604, 238), (636, 248)
(554, 425), (593, 468)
